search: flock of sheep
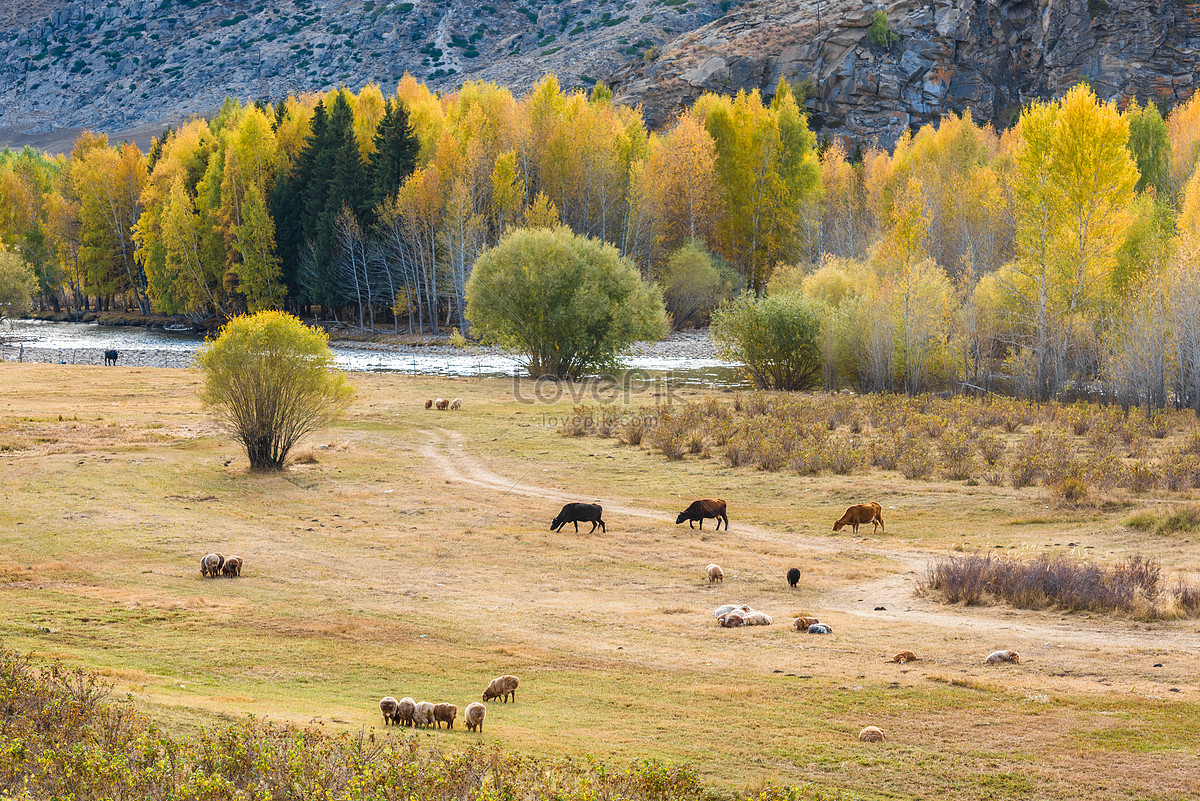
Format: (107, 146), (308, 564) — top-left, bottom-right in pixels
(425, 397), (463, 410)
(378, 675), (518, 733)
(199, 552), (242, 578)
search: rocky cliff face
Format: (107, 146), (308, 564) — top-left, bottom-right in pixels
(611, 0), (1200, 146)
(0, 0), (743, 148)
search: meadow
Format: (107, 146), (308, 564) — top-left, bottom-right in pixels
(1, 363), (1199, 800)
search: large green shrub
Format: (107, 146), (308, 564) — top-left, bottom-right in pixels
(197, 311), (354, 470)
(465, 226), (667, 378)
(660, 241), (741, 330)
(711, 293), (824, 391)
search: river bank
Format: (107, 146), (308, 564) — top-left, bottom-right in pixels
(0, 319), (737, 383)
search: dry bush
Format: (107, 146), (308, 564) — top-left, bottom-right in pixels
(1051, 476), (1088, 505)
(938, 428), (973, 480)
(289, 445), (318, 465)
(921, 553), (1196, 617)
(620, 417), (645, 446)
(898, 438), (935, 480)
(871, 434), (900, 470)
(977, 432), (1004, 466)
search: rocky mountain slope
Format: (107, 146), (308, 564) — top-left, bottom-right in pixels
(612, 0), (1200, 147)
(1, 0), (1197, 152)
(0, 0), (743, 149)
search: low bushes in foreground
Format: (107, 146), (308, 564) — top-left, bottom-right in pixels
(919, 553), (1200, 618)
(0, 649), (853, 801)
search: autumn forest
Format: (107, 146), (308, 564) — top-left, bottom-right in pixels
(3, 75), (1200, 406)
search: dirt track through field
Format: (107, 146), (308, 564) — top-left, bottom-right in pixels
(422, 427), (1200, 660)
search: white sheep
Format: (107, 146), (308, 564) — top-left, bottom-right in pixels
(483, 675), (519, 703)
(450, 398), (462, 410)
(412, 700), (435, 728)
(464, 701), (486, 732)
(984, 649), (1020, 665)
(396, 697), (416, 726)
(706, 564), (724, 583)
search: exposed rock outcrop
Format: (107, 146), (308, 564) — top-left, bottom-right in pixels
(612, 0), (1200, 147)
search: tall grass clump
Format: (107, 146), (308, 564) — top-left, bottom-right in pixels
(920, 553), (1199, 617)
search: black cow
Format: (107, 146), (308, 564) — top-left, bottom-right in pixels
(786, 567), (801, 588)
(675, 498), (728, 531)
(550, 502), (605, 533)
(103, 349), (119, 366)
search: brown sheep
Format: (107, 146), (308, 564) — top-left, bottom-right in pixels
(858, 726), (886, 742)
(482, 675), (519, 703)
(433, 702), (458, 729)
(396, 697), (416, 727)
(221, 555), (242, 577)
(792, 617), (820, 630)
(464, 701), (486, 732)
(435, 398), (450, 410)
(718, 610), (747, 627)
(676, 499), (728, 530)
(200, 553), (224, 577)
(985, 649), (1020, 665)
(449, 398), (462, 410)
(706, 564), (724, 583)
(424, 399), (434, 409)
(833, 502), (885, 534)
(412, 701), (435, 728)
(885, 650), (918, 664)
(379, 696), (400, 725)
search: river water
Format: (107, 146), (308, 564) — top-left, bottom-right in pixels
(1, 319), (747, 387)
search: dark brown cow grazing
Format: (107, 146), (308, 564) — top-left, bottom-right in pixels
(833, 502), (885, 534)
(103, 349), (119, 366)
(676, 499), (728, 530)
(551, 502), (605, 533)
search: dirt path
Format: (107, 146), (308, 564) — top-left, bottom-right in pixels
(421, 427), (1200, 656)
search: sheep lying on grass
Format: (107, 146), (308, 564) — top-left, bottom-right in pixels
(859, 726), (886, 742)
(792, 616), (820, 630)
(465, 702), (486, 732)
(885, 650), (918, 664)
(985, 649), (1020, 665)
(483, 675), (519, 703)
(807, 623), (833, 634)
(716, 605), (771, 626)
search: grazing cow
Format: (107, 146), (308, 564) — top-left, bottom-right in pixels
(786, 567), (801, 588)
(550, 502), (605, 533)
(833, 502), (885, 534)
(103, 349), (119, 366)
(675, 499), (728, 531)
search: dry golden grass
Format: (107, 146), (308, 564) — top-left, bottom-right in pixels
(1, 364), (1198, 800)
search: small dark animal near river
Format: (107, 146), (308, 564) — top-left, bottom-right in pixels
(676, 499), (728, 530)
(103, 349), (119, 366)
(551, 502), (606, 533)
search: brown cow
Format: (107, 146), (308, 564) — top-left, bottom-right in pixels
(676, 499), (728, 531)
(833, 502), (884, 534)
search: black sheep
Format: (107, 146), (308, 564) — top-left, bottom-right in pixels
(786, 567), (801, 588)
